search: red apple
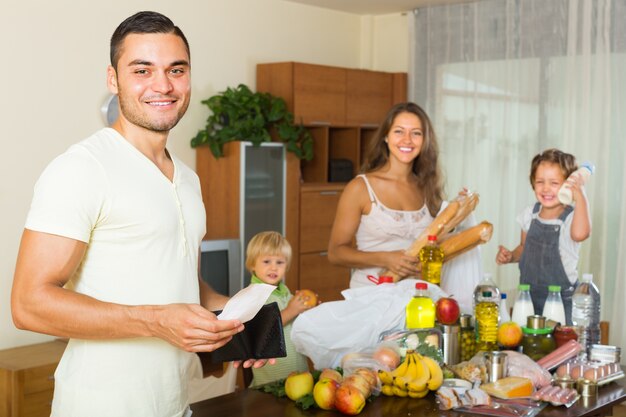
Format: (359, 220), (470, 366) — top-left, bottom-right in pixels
(342, 374), (372, 398)
(353, 368), (378, 389)
(319, 368), (343, 384)
(334, 384), (366, 415)
(435, 297), (460, 325)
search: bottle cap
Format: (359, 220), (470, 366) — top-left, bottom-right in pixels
(518, 284), (530, 291)
(459, 314), (473, 328)
(582, 273), (593, 282)
(427, 235), (437, 241)
(482, 291), (492, 297)
(548, 285), (561, 292)
(378, 276), (394, 284)
(416, 282), (428, 290)
(501, 293), (507, 299)
(581, 162), (596, 175)
(526, 314), (546, 329)
(522, 326), (553, 335)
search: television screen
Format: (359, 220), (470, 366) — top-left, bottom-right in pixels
(199, 239), (242, 297)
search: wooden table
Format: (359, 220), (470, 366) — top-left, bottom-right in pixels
(191, 379), (626, 417)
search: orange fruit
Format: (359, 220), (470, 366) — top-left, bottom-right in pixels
(298, 289), (319, 307)
(497, 322), (523, 348)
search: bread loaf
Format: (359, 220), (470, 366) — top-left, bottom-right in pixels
(439, 221), (493, 261)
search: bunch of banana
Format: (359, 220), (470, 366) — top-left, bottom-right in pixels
(378, 350), (444, 399)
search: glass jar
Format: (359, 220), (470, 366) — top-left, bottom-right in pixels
(521, 326), (556, 361)
(459, 314), (476, 361)
(554, 325), (579, 348)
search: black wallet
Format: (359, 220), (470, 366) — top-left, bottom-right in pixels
(209, 302), (287, 363)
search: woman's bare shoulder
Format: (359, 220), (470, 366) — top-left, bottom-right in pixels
(343, 175), (367, 194)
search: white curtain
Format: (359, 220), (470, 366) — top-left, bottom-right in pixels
(409, 0), (626, 353)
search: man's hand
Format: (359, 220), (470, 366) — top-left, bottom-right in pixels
(233, 358), (277, 369)
(149, 303), (244, 352)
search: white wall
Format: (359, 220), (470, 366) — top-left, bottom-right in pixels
(0, 1), (408, 349)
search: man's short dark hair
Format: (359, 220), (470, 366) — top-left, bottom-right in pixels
(110, 11), (190, 70)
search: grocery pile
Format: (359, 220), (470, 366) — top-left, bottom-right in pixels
(378, 350), (443, 398)
(261, 189), (621, 416)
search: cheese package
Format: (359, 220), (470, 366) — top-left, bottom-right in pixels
(480, 377), (534, 399)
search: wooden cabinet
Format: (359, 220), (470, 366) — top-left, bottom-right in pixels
(254, 62), (407, 298)
(196, 142), (302, 290)
(257, 62), (406, 126)
(298, 184), (350, 301)
(0, 340), (66, 417)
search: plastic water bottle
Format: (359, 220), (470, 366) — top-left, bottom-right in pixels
(572, 273), (601, 354)
(511, 284), (535, 327)
(542, 285), (566, 325)
(406, 282), (436, 329)
(473, 273), (500, 351)
(499, 293), (511, 323)
(558, 162), (595, 205)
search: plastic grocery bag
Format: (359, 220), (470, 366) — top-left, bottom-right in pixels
(290, 279), (448, 369)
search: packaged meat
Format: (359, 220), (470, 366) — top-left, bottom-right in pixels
(533, 384), (580, 407)
(502, 350), (552, 388)
(536, 339), (582, 370)
(436, 386), (463, 410)
(465, 387), (493, 406)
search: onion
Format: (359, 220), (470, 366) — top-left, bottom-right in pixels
(372, 346), (401, 369)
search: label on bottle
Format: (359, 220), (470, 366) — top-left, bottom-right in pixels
(406, 296), (436, 328)
(420, 241), (444, 285)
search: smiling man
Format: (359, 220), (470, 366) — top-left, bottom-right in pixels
(11, 11), (266, 417)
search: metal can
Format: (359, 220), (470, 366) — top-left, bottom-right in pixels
(439, 323), (461, 366)
(484, 351), (508, 383)
(577, 378), (598, 397)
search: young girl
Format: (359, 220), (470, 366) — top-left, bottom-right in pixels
(496, 149), (591, 324)
(246, 231), (316, 387)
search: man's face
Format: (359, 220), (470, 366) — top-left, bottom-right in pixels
(108, 33), (190, 133)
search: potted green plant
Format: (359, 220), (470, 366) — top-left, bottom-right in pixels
(190, 84), (313, 160)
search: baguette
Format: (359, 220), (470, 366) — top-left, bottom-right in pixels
(439, 221), (493, 262)
(404, 200), (461, 257)
(383, 194), (481, 282)
(440, 192), (480, 236)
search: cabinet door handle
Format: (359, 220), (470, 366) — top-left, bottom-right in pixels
(309, 121), (331, 126)
(320, 191), (338, 196)
(318, 252), (328, 256)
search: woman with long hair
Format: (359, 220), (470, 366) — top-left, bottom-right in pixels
(328, 102), (481, 312)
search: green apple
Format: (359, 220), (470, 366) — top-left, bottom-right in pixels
(284, 371), (314, 401)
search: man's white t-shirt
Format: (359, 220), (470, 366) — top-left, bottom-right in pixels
(25, 128), (206, 417)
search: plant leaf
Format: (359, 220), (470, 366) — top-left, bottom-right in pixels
(191, 83), (312, 160)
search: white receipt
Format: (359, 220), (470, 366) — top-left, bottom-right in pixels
(217, 283), (276, 323)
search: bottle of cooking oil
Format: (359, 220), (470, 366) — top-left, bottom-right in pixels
(473, 275), (500, 352)
(406, 282), (436, 329)
(475, 293), (499, 351)
(419, 235), (444, 285)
